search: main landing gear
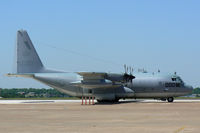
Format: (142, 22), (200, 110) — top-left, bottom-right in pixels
(159, 97), (174, 102)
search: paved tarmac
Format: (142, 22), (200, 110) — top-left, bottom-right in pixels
(0, 99), (200, 104)
(0, 100), (199, 133)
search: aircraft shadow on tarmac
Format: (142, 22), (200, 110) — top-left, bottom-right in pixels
(22, 101), (55, 103)
(94, 99), (200, 105)
(95, 100), (143, 105)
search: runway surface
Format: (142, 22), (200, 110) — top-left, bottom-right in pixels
(0, 99), (200, 133)
(0, 99), (200, 104)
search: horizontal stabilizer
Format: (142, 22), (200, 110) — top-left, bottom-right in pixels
(6, 73), (34, 78)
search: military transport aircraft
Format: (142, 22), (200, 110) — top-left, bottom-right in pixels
(7, 30), (193, 103)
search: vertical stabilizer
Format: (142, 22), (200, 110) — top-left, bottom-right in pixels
(14, 30), (63, 74)
(15, 30), (44, 73)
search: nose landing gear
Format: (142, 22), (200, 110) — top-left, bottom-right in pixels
(167, 97), (174, 102)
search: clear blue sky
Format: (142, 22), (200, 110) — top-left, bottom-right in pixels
(0, 0), (200, 88)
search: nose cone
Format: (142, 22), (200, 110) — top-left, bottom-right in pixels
(185, 85), (193, 94)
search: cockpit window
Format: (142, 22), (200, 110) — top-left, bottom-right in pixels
(172, 78), (176, 81)
(166, 76), (184, 88)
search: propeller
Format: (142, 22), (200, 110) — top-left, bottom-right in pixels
(123, 64), (135, 83)
(124, 64), (127, 73)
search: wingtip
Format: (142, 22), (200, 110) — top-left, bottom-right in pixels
(5, 73), (11, 77)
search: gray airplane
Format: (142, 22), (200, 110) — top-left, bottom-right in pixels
(7, 30), (193, 103)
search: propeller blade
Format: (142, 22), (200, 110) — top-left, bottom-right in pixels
(124, 64), (126, 73)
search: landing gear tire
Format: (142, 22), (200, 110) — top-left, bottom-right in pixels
(167, 97), (174, 102)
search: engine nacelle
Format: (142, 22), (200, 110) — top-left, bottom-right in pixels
(105, 73), (135, 83)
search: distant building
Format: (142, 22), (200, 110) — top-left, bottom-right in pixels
(39, 93), (50, 97)
(25, 92), (35, 98)
(17, 92), (25, 95)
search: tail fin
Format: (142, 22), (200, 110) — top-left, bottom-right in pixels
(14, 30), (43, 73)
(14, 30), (62, 73)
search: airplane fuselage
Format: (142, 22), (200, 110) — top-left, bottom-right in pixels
(32, 72), (193, 101)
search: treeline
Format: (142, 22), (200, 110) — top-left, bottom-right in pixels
(0, 88), (69, 98)
(192, 88), (200, 95)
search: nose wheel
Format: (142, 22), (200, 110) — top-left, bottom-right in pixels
(167, 97), (174, 102)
